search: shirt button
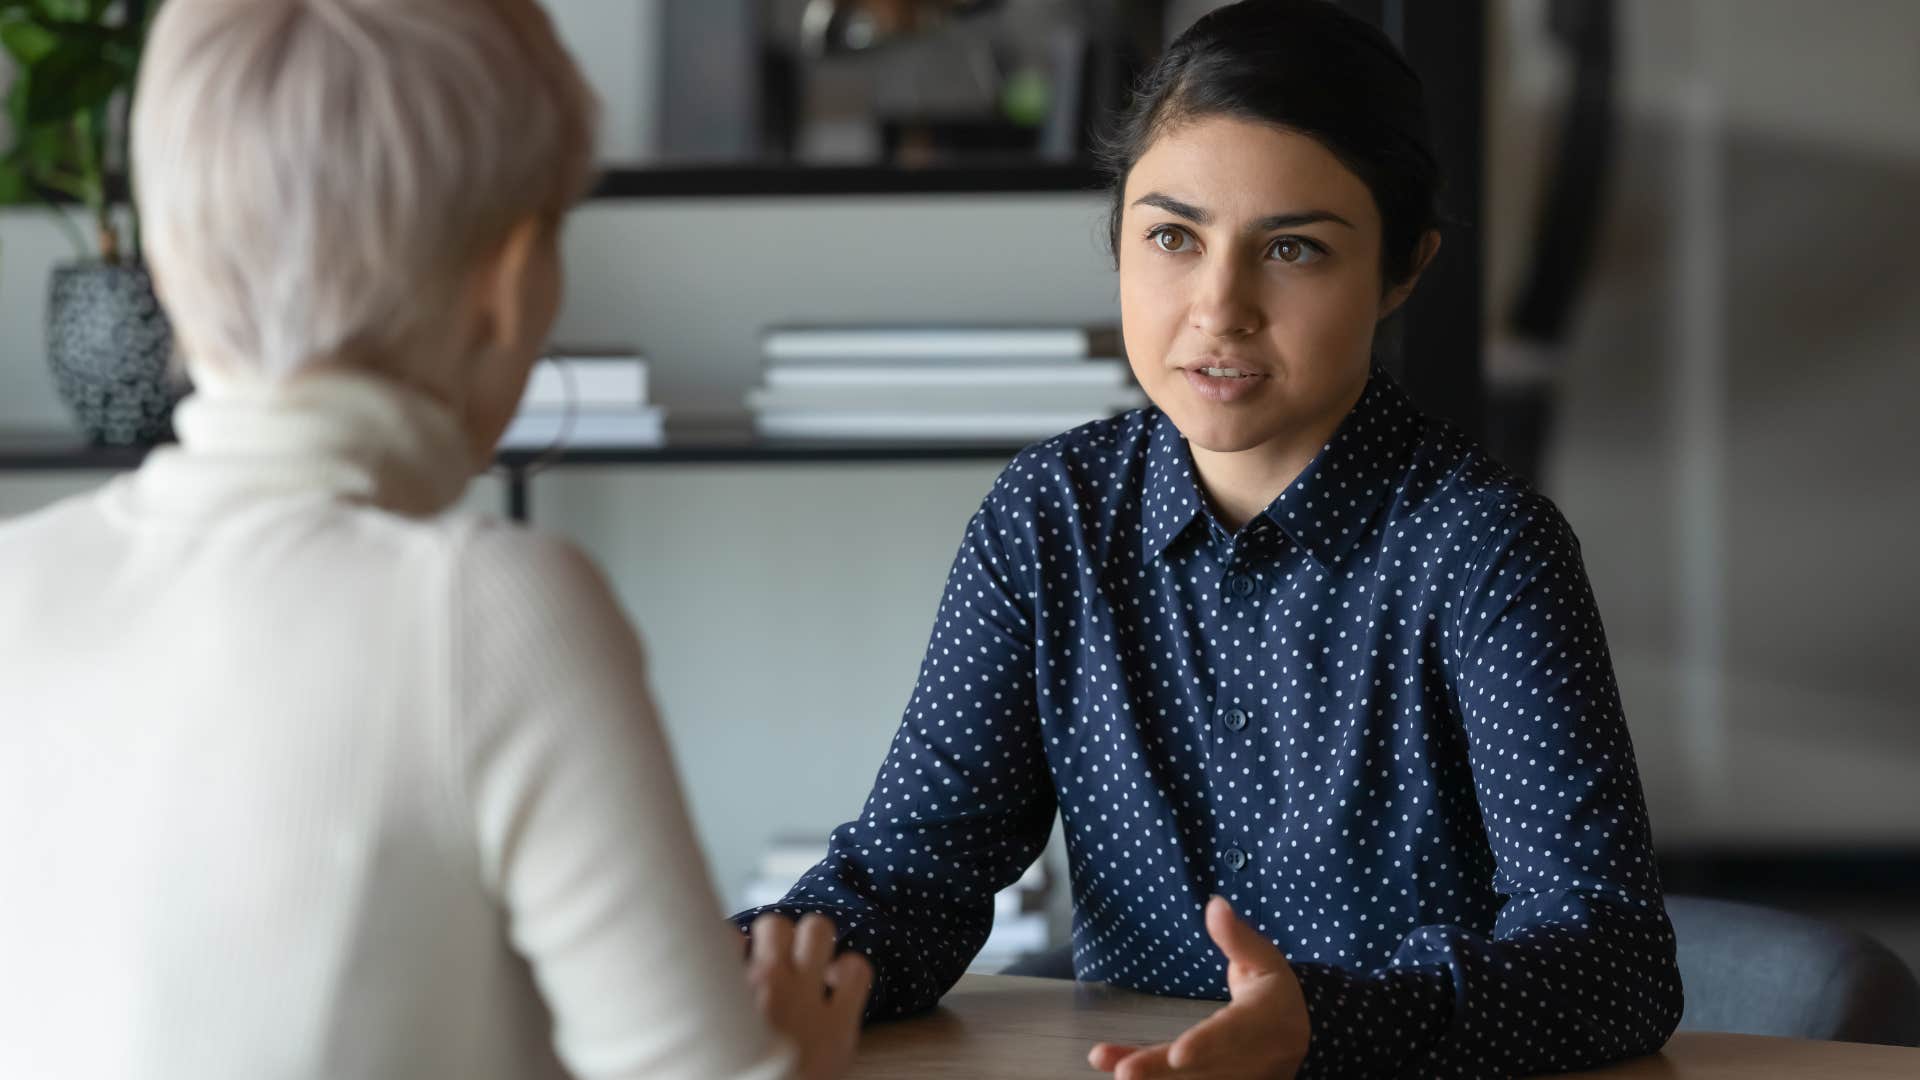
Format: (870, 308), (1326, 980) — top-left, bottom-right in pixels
(1224, 847), (1250, 871)
(1229, 574), (1256, 598)
(1222, 708), (1249, 732)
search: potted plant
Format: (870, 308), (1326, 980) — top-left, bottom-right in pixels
(0, 0), (175, 445)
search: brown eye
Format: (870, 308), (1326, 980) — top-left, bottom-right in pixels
(1153, 228), (1190, 253)
(1268, 237), (1321, 265)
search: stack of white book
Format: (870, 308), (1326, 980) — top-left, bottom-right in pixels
(501, 346), (663, 450)
(737, 835), (835, 911)
(968, 858), (1056, 974)
(738, 835), (1056, 972)
(748, 325), (1146, 442)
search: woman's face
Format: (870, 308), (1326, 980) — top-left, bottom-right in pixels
(1119, 115), (1414, 458)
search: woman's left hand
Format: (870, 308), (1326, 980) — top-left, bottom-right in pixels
(1089, 896), (1311, 1080)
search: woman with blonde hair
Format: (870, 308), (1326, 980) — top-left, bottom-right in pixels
(0, 1), (866, 1077)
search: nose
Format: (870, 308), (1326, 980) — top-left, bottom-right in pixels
(1188, 257), (1264, 340)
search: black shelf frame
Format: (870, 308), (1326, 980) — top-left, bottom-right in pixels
(0, 428), (1025, 523)
(588, 164), (1106, 199)
(1660, 848), (1920, 898)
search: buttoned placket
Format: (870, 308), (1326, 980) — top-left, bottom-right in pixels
(1208, 520), (1271, 901)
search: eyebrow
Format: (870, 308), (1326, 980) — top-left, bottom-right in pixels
(1131, 192), (1356, 233)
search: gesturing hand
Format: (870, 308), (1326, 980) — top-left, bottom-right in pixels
(1089, 896), (1311, 1080)
(747, 913), (874, 1080)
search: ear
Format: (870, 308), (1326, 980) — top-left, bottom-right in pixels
(475, 216), (546, 354)
(1378, 229), (1443, 321)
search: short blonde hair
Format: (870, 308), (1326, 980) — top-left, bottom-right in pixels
(133, 0), (598, 381)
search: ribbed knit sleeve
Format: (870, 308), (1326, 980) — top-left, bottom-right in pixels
(451, 522), (796, 1080)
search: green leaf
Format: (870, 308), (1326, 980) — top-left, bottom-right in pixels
(0, 157), (31, 203)
(7, 123), (87, 188)
(17, 0), (126, 35)
(29, 0), (90, 21)
(0, 17), (60, 65)
(27, 20), (141, 52)
(19, 42), (123, 126)
(6, 67), (87, 183)
(6, 64), (26, 128)
(7, 70), (51, 146)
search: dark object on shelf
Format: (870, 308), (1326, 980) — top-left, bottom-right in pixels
(881, 117), (1042, 165)
(46, 263), (184, 446)
(1491, 0), (1618, 485)
(798, 0), (1009, 60)
(1335, 0), (1489, 443)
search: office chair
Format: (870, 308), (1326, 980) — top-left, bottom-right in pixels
(1001, 894), (1920, 1046)
(1667, 894), (1920, 1046)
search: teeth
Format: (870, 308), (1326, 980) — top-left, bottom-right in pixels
(1200, 367), (1251, 378)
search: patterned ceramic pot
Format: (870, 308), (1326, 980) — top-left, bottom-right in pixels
(47, 262), (183, 446)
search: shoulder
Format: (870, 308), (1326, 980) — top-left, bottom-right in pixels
(982, 408), (1158, 524)
(456, 515), (605, 588)
(296, 505), (614, 617)
(1398, 418), (1578, 568)
(451, 516), (624, 633)
(446, 518), (652, 746)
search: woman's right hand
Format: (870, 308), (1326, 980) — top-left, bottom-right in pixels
(746, 913), (873, 1080)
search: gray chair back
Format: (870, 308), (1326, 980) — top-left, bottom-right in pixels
(1668, 894), (1920, 1046)
(1000, 894), (1920, 1046)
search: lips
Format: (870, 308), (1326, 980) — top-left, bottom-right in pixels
(1176, 355), (1270, 377)
(1179, 364), (1268, 403)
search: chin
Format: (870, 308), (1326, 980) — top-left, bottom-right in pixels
(1159, 402), (1278, 454)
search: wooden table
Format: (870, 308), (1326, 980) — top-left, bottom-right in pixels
(848, 975), (1920, 1079)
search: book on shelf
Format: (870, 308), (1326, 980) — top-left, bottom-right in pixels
(971, 910), (1052, 970)
(752, 409), (1126, 442)
(758, 835), (833, 881)
(499, 407), (665, 450)
(742, 840), (1057, 968)
(521, 347), (649, 410)
(763, 361), (1134, 391)
(971, 860), (1056, 971)
(738, 835), (832, 910)
(747, 385), (1147, 415)
(762, 325), (1122, 364)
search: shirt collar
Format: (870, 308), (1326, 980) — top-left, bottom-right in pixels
(1139, 408), (1211, 560)
(1266, 370), (1423, 568)
(1140, 368), (1424, 568)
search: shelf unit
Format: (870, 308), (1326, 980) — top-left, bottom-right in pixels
(0, 423), (1024, 523)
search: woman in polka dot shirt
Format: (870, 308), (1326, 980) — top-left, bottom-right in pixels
(736, 2), (1683, 1076)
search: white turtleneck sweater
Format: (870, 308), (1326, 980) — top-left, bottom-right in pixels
(0, 372), (796, 1080)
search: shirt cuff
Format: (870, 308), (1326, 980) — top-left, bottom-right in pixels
(1289, 960), (1454, 1078)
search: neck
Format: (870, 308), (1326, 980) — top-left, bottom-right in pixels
(1188, 382), (1366, 532)
(140, 367), (479, 520)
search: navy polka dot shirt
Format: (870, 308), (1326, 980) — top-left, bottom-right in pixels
(736, 370), (1683, 1076)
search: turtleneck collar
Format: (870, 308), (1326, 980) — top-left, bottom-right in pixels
(115, 368), (476, 522)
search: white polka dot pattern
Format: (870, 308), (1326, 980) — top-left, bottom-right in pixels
(734, 371), (1683, 1076)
